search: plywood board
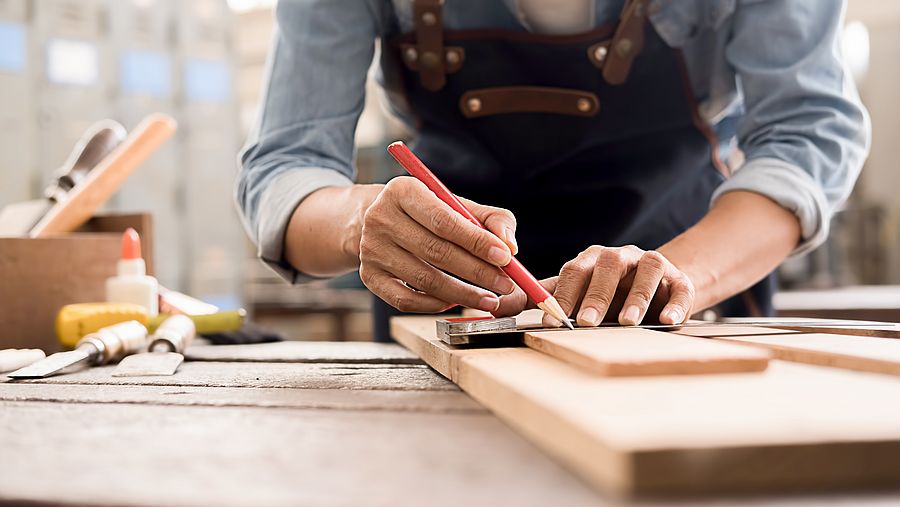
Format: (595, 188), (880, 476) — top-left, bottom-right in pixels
(524, 328), (770, 376)
(707, 332), (900, 377)
(391, 315), (900, 496)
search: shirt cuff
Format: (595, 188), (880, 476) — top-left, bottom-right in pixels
(256, 167), (354, 283)
(710, 157), (830, 257)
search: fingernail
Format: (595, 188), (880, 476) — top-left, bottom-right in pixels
(487, 246), (511, 266)
(577, 307), (600, 327)
(621, 305), (640, 325)
(504, 227), (518, 255)
(495, 275), (515, 295)
(478, 295), (500, 312)
(664, 308), (683, 324)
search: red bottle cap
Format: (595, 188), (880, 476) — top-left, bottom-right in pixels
(121, 228), (142, 260)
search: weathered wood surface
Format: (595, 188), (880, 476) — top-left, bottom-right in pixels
(0, 400), (602, 507)
(6, 338), (900, 507)
(185, 341), (422, 364)
(525, 328), (770, 376)
(0, 383), (484, 414)
(1, 361), (455, 391)
(391, 315), (900, 496)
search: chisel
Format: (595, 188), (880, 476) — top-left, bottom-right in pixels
(112, 314), (195, 376)
(7, 321), (148, 379)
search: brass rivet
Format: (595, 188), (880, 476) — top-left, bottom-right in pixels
(467, 97), (482, 113)
(422, 12), (437, 26)
(404, 47), (418, 62)
(593, 45), (608, 62)
(616, 38), (633, 57)
(420, 51), (439, 69)
(445, 50), (460, 65)
(576, 98), (592, 113)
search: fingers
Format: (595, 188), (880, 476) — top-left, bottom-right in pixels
(390, 219), (515, 296)
(543, 251), (596, 327)
(462, 197), (518, 255)
(660, 275), (695, 325)
(494, 277), (557, 317)
(575, 249), (632, 326)
(360, 236), (501, 313)
(397, 180), (512, 268)
(359, 266), (451, 314)
(617, 251), (669, 325)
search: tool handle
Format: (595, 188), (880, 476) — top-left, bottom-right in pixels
(30, 114), (177, 237)
(77, 320), (148, 365)
(387, 141), (552, 304)
(0, 349), (46, 373)
(149, 315), (196, 353)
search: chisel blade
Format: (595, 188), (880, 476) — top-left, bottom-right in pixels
(7, 350), (90, 378)
(112, 352), (184, 377)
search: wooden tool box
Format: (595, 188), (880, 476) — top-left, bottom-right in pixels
(0, 213), (153, 352)
(391, 310), (900, 497)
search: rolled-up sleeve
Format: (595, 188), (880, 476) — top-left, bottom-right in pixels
(712, 0), (871, 256)
(235, 0), (386, 281)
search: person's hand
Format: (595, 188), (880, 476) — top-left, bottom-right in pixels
(495, 245), (694, 326)
(358, 177), (518, 313)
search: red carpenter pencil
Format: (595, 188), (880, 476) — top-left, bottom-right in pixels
(387, 141), (572, 328)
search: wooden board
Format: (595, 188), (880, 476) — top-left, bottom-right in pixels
(185, 341), (421, 364)
(705, 332), (900, 377)
(0, 383), (484, 414)
(524, 328), (770, 376)
(0, 400), (604, 507)
(673, 326), (799, 337)
(391, 315), (900, 496)
(0, 361), (456, 391)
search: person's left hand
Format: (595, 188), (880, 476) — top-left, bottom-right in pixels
(494, 245), (695, 326)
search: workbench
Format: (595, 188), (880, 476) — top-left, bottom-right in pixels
(1, 340), (898, 507)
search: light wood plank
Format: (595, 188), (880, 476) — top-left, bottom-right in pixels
(524, 328), (770, 376)
(708, 332), (900, 377)
(673, 325), (799, 337)
(391, 315), (900, 496)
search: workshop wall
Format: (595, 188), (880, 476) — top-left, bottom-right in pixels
(0, 0), (244, 309)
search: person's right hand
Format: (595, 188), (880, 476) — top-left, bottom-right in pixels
(359, 176), (519, 313)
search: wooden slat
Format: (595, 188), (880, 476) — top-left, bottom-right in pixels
(185, 341), (422, 364)
(524, 328), (770, 376)
(0, 361), (456, 392)
(391, 315), (900, 496)
(0, 383), (484, 414)
(705, 332), (900, 377)
(673, 326), (798, 337)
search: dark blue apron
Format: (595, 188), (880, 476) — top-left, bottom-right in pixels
(372, 0), (773, 342)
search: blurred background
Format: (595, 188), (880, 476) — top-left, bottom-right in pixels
(0, 0), (897, 341)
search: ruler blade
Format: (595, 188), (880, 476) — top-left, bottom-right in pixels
(7, 350), (90, 378)
(112, 352), (184, 377)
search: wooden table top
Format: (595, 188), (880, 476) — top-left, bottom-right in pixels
(1, 341), (898, 507)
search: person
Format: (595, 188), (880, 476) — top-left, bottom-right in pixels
(236, 0), (869, 342)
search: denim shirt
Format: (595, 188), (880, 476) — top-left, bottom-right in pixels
(236, 0), (870, 282)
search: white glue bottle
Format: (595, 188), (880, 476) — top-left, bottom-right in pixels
(106, 228), (159, 316)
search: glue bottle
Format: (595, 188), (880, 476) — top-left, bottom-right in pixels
(106, 228), (159, 317)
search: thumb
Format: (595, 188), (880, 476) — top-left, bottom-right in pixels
(460, 197), (518, 255)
